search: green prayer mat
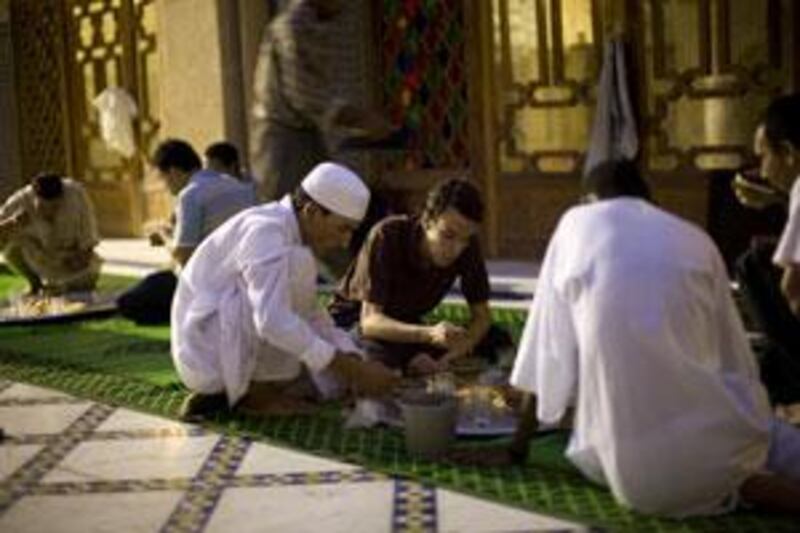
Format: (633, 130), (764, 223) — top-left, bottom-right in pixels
(0, 270), (796, 531)
(0, 268), (135, 303)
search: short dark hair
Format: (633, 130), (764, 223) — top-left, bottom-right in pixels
(204, 142), (240, 169)
(422, 178), (483, 224)
(584, 159), (651, 201)
(764, 93), (800, 151)
(32, 173), (64, 200)
(152, 139), (201, 173)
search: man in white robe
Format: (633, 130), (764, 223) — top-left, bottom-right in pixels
(503, 160), (800, 517)
(172, 162), (399, 419)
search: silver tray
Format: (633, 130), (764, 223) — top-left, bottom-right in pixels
(0, 293), (118, 326)
(381, 400), (519, 437)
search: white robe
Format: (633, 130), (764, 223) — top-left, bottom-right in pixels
(171, 196), (357, 405)
(511, 198), (772, 517)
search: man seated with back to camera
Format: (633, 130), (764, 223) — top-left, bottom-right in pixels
(466, 159), (800, 517)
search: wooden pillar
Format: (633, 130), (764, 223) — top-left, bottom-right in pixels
(465, 0), (500, 257)
(794, 0), (800, 91)
(156, 0), (230, 149)
(217, 0), (248, 163)
(235, 0), (270, 171)
(0, 0), (21, 200)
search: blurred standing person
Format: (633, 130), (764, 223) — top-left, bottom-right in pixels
(250, 0), (391, 202)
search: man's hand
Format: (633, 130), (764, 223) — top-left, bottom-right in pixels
(147, 222), (173, 247)
(732, 173), (784, 210)
(149, 231), (166, 247)
(329, 353), (400, 397)
(439, 337), (475, 366)
(427, 321), (467, 349)
(0, 210), (29, 241)
(329, 105), (393, 139)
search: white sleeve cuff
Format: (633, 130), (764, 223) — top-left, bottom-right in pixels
(299, 337), (336, 372)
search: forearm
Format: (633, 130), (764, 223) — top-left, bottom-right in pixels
(780, 266), (800, 317)
(443, 304), (491, 360)
(0, 219), (14, 244)
(361, 311), (431, 345)
(171, 245), (195, 267)
(0, 213), (24, 244)
(462, 304), (492, 352)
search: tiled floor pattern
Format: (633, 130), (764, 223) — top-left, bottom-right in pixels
(0, 381), (585, 532)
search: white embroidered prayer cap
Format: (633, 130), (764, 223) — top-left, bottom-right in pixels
(300, 162), (370, 221)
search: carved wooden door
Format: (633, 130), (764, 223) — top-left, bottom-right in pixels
(64, 0), (161, 236)
(12, 0), (163, 236)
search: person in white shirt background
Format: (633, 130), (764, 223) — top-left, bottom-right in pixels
(464, 159), (800, 517)
(171, 162), (399, 420)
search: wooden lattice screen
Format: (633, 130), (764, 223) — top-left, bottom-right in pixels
(10, 0), (161, 236)
(65, 0), (161, 235)
(9, 0), (71, 182)
(379, 0), (471, 171)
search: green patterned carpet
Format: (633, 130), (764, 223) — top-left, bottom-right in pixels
(0, 270), (796, 531)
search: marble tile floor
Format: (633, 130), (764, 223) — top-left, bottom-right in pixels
(0, 381), (587, 533)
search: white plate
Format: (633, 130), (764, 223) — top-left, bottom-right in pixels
(456, 413), (518, 437)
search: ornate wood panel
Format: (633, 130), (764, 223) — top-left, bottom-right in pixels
(485, 0), (607, 257)
(9, 0), (71, 183)
(493, 0), (604, 175)
(632, 0), (795, 265)
(379, 0), (471, 171)
(65, 0), (161, 236)
(0, 2), (21, 200)
(10, 0), (161, 236)
(638, 0), (792, 173)
(484, 0), (795, 258)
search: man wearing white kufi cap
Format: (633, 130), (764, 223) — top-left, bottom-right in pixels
(171, 162), (399, 419)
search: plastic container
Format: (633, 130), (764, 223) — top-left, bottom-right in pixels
(399, 390), (458, 459)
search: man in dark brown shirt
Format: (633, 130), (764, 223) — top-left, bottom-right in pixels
(331, 178), (492, 374)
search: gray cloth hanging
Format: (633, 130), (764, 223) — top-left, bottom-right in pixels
(583, 39), (639, 178)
